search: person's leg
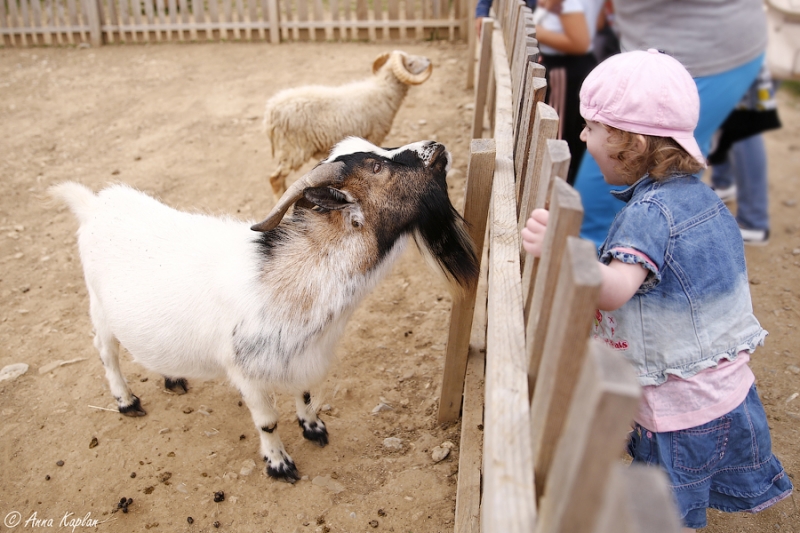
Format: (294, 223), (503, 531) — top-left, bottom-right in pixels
(731, 134), (770, 232)
(710, 150), (737, 201)
(574, 54), (764, 247)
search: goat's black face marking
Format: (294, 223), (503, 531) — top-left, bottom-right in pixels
(261, 423), (277, 433)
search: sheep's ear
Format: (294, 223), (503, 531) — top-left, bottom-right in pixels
(303, 187), (355, 211)
(372, 52), (391, 74)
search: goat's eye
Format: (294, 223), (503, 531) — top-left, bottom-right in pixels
(372, 161), (382, 173)
(352, 220), (361, 228)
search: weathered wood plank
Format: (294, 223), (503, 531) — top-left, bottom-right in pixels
(534, 340), (641, 533)
(592, 464), (683, 533)
(516, 101), (558, 219)
(453, 239), (489, 533)
(438, 138), (495, 424)
(470, 17), (493, 140)
(481, 24), (536, 533)
(523, 174), (582, 386)
(529, 237), (602, 498)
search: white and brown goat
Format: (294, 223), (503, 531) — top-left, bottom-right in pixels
(50, 137), (477, 482)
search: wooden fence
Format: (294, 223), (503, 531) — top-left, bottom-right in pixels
(439, 2), (686, 532)
(0, 0), (467, 46)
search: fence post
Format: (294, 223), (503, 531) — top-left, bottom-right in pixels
(524, 175), (583, 385)
(471, 18), (494, 139)
(534, 340), (641, 533)
(592, 464), (683, 533)
(85, 0), (103, 46)
(438, 139), (495, 424)
(528, 236), (601, 496)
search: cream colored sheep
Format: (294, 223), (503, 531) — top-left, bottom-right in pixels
(263, 50), (433, 199)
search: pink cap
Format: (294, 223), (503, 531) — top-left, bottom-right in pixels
(579, 49), (706, 167)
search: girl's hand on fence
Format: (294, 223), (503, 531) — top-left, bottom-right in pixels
(521, 208), (549, 258)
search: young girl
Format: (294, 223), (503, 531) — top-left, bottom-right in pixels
(521, 49), (793, 531)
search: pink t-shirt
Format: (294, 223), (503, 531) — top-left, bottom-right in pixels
(635, 352), (754, 432)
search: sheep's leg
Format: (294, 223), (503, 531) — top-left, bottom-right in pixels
(89, 290), (146, 417)
(269, 166), (289, 199)
(164, 377), (189, 394)
(232, 375), (299, 483)
(295, 391), (328, 447)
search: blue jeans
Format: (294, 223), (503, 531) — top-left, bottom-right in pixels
(574, 53), (766, 248)
(711, 134), (770, 231)
(628, 385), (793, 529)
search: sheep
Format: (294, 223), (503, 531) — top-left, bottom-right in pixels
(263, 50), (433, 200)
(49, 137), (478, 483)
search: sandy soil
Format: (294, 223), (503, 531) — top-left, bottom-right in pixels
(0, 41), (797, 533)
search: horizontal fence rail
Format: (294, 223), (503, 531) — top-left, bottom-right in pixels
(1, 0), (467, 45)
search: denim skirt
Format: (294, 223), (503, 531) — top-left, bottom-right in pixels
(627, 385), (794, 529)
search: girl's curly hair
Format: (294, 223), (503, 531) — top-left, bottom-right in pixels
(604, 125), (706, 183)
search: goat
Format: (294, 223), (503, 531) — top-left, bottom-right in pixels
(264, 50), (433, 199)
(50, 137), (478, 483)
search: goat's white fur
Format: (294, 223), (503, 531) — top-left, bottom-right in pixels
(50, 181), (405, 480)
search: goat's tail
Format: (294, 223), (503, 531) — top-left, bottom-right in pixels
(48, 181), (98, 224)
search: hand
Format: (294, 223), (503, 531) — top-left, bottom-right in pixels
(475, 17), (483, 38)
(521, 208), (549, 258)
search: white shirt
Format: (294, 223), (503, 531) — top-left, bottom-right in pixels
(537, 0), (603, 56)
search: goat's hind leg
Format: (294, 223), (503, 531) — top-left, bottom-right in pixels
(89, 290), (145, 417)
(233, 375), (299, 483)
(296, 391), (328, 447)
(164, 377), (189, 394)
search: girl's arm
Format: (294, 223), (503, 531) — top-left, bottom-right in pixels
(597, 260), (647, 311)
(521, 208), (648, 311)
(536, 11), (591, 54)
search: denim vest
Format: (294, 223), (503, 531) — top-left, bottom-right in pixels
(594, 174), (767, 386)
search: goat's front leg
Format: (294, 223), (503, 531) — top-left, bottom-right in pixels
(296, 391), (328, 447)
(231, 374), (298, 483)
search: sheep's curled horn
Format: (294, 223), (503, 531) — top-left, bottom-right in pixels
(251, 161), (346, 232)
(372, 51), (433, 85)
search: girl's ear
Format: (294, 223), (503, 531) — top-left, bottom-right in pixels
(633, 134), (648, 155)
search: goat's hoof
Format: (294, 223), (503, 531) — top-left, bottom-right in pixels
(265, 457), (299, 483)
(164, 377), (189, 395)
(298, 418), (328, 447)
(119, 395), (147, 417)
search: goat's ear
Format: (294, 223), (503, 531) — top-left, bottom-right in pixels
(303, 187), (354, 211)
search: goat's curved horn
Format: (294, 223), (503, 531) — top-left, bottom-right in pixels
(251, 161), (346, 232)
(391, 52), (433, 85)
(372, 52), (391, 74)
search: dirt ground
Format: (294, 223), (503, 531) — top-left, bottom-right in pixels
(0, 41), (797, 533)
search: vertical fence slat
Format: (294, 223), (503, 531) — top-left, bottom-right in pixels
(471, 18), (493, 139)
(387, 0), (398, 39)
(103, 0), (117, 44)
(516, 101), (558, 219)
(155, 0), (166, 40)
(524, 172), (580, 386)
(267, 0), (281, 44)
(178, 0), (188, 40)
(31, 0), (41, 44)
(168, 0), (177, 39)
(534, 338), (640, 533)
(312, 0), (323, 40)
(0, 0), (10, 46)
(438, 138), (495, 424)
(234, 0), (245, 39)
(528, 237), (601, 498)
(513, 63), (545, 182)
